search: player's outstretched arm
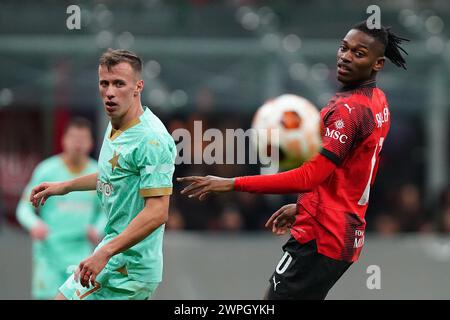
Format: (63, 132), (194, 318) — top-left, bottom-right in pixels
(75, 195), (170, 288)
(177, 175), (235, 201)
(178, 154), (337, 200)
(30, 172), (98, 208)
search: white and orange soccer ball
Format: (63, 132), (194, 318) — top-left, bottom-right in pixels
(251, 94), (321, 171)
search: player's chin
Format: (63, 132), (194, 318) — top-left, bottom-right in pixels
(104, 106), (118, 117)
(337, 74), (360, 86)
(336, 72), (352, 84)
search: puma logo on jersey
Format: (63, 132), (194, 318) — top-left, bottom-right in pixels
(272, 276), (281, 291)
(344, 104), (354, 113)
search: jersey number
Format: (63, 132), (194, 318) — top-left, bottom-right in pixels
(275, 251), (293, 274)
(358, 137), (384, 206)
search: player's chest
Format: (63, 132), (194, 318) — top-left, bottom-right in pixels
(98, 140), (138, 178)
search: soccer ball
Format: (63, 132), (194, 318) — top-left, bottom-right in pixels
(251, 94), (321, 171)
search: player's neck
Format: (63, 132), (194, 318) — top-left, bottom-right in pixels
(61, 154), (88, 175)
(111, 101), (144, 130)
(339, 79), (377, 92)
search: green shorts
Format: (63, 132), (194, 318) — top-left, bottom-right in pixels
(33, 257), (74, 300)
(58, 267), (159, 300)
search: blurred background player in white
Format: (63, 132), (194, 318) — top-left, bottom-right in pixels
(16, 118), (106, 299)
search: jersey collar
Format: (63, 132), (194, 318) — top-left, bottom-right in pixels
(109, 117), (142, 141)
(339, 80), (377, 92)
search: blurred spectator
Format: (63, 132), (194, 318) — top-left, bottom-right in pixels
(374, 212), (400, 235)
(218, 205), (244, 231)
(166, 206), (186, 230)
(0, 191), (5, 232)
(436, 186), (450, 233)
(195, 88), (215, 114)
(440, 186), (450, 209)
(173, 166), (223, 230)
(168, 118), (187, 134)
(440, 207), (450, 233)
(236, 192), (269, 230)
(392, 183), (432, 233)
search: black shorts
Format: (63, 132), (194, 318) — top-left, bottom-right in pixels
(265, 237), (352, 300)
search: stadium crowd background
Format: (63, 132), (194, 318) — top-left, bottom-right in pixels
(0, 1), (448, 236)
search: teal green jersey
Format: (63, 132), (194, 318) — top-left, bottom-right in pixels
(96, 107), (176, 283)
(16, 156), (105, 268)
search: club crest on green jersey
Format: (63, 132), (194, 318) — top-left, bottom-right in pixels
(108, 151), (121, 171)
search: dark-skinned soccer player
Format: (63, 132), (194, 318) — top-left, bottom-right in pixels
(178, 22), (408, 300)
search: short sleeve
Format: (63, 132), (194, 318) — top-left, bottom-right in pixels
(320, 102), (375, 165)
(135, 135), (176, 198)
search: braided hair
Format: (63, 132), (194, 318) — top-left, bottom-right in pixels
(352, 21), (409, 70)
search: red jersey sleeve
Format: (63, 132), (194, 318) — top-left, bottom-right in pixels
(320, 102), (375, 165)
(234, 153), (336, 194)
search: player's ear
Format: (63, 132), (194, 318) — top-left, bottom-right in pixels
(134, 79), (144, 96)
(373, 56), (385, 72)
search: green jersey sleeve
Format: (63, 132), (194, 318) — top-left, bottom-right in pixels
(135, 135), (176, 198)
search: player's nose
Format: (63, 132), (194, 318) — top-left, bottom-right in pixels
(105, 86), (115, 98)
(339, 50), (352, 63)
